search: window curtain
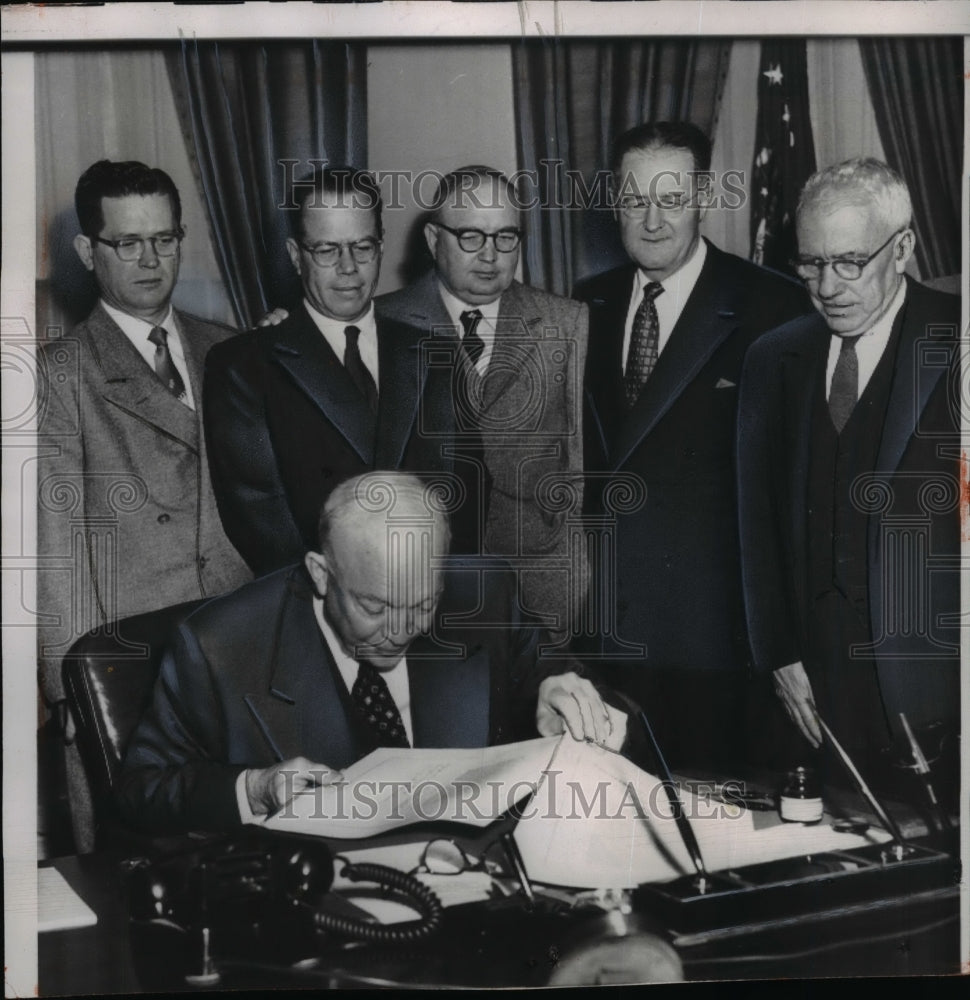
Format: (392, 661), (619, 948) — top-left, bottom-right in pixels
(858, 38), (962, 281)
(512, 40), (732, 294)
(166, 40), (367, 328)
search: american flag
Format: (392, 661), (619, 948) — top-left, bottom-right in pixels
(749, 40), (818, 274)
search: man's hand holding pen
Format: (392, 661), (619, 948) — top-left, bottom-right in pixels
(245, 757), (344, 816)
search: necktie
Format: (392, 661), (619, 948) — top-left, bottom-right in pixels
(624, 282), (664, 408)
(343, 325), (378, 412)
(351, 660), (410, 748)
(148, 326), (187, 400)
(459, 309), (486, 368)
(450, 309), (492, 554)
(829, 333), (863, 433)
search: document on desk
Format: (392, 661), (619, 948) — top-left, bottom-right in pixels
(262, 735), (563, 838)
(512, 738), (894, 889)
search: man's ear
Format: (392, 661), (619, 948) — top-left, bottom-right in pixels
(304, 550), (330, 597)
(286, 237), (302, 277)
(423, 222), (439, 259)
(894, 228), (915, 272)
(73, 234), (95, 272)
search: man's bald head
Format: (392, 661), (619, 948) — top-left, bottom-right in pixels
(306, 473), (450, 668)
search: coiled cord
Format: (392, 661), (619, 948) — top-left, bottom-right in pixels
(312, 860), (444, 944)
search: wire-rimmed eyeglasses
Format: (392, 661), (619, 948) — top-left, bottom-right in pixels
(91, 229), (185, 262)
(299, 239), (383, 268)
(791, 229), (904, 282)
(434, 224), (522, 254)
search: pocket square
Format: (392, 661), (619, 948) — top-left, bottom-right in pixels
(715, 378), (736, 389)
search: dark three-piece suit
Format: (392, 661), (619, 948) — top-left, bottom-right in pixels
(738, 276), (961, 765)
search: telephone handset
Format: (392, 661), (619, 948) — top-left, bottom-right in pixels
(123, 829), (443, 986)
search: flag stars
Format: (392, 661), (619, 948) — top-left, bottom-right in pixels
(763, 64), (784, 85)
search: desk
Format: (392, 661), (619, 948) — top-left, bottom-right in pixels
(39, 827), (960, 993)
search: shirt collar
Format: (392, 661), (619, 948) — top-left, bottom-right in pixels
(633, 236), (707, 302)
(436, 280), (502, 328)
(101, 299), (175, 340)
(304, 298), (377, 338)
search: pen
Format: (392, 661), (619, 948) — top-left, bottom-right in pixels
(501, 830), (536, 907)
(899, 712), (952, 834)
(638, 710), (708, 884)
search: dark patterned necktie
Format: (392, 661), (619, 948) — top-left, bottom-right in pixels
(624, 282), (664, 408)
(351, 660), (410, 748)
(459, 309), (486, 368)
(148, 326), (187, 400)
(829, 333), (864, 433)
(451, 309), (491, 554)
(344, 324), (378, 412)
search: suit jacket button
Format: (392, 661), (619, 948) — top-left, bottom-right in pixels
(199, 555), (208, 569)
(157, 513), (170, 524)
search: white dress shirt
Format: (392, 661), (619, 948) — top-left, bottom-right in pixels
(304, 298), (380, 388)
(236, 596), (413, 823)
(824, 278), (907, 400)
(622, 237), (708, 373)
(101, 300), (195, 409)
(436, 282), (500, 376)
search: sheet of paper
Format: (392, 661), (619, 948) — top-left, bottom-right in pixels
(262, 736), (562, 838)
(37, 867), (97, 933)
(513, 738), (893, 889)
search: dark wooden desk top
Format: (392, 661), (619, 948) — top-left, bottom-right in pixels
(39, 825), (960, 995)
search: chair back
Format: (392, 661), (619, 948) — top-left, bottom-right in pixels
(62, 600), (205, 829)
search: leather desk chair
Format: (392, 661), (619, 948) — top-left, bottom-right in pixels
(61, 599), (205, 851)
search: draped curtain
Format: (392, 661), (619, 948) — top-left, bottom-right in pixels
(166, 40), (367, 328)
(858, 38), (963, 281)
(512, 40), (732, 294)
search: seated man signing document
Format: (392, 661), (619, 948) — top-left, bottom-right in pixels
(118, 472), (626, 833)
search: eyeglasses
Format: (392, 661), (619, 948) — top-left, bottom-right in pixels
(410, 839), (487, 876)
(435, 224), (522, 254)
(299, 239), (382, 267)
(91, 229), (184, 262)
(792, 229), (904, 282)
(616, 193), (693, 218)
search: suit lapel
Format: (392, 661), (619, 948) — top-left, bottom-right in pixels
(242, 571), (362, 766)
(408, 634), (491, 747)
(611, 246), (740, 469)
(270, 306), (376, 463)
(584, 268), (632, 461)
(88, 305), (199, 450)
(173, 310), (207, 413)
(374, 317), (428, 468)
(874, 280), (951, 476)
(781, 318), (828, 573)
(480, 282), (544, 411)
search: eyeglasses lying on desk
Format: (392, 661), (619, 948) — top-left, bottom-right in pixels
(411, 839), (493, 877)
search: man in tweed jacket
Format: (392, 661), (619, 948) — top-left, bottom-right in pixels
(378, 165), (588, 644)
(37, 160), (250, 851)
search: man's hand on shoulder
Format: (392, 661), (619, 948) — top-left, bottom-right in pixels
(536, 672), (628, 752)
(256, 307), (289, 327)
(244, 756), (343, 816)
